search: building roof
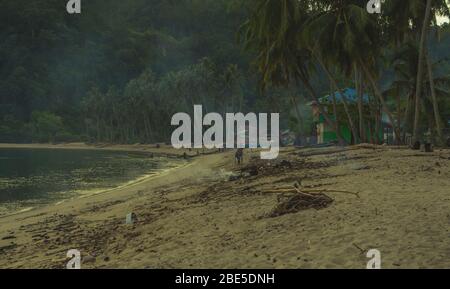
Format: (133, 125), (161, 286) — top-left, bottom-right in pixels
(320, 88), (369, 104)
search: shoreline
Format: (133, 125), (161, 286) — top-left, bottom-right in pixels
(0, 145), (449, 268)
(0, 142), (202, 158)
(0, 146), (228, 265)
(0, 142), (229, 220)
(0, 156), (191, 219)
(0, 142), (203, 217)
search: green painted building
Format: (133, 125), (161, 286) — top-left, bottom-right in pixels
(310, 88), (384, 144)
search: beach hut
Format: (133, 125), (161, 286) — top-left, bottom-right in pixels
(308, 88), (386, 144)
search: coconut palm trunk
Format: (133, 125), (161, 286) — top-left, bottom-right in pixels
(359, 60), (402, 142)
(316, 56), (359, 143)
(426, 52), (444, 145)
(290, 94), (305, 140)
(412, 0), (433, 143)
(355, 66), (365, 143)
(331, 85), (344, 146)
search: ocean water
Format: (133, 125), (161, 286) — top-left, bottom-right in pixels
(0, 148), (181, 215)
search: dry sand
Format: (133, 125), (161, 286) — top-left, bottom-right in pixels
(0, 143), (449, 269)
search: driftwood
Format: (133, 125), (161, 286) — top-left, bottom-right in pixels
(261, 187), (360, 198)
(261, 185), (337, 217)
(261, 184), (360, 217)
(296, 144), (383, 158)
(301, 188), (360, 198)
(297, 148), (349, 157)
(267, 189), (334, 217)
(353, 243), (366, 255)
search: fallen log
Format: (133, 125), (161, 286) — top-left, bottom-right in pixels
(261, 187), (360, 198)
(302, 188), (360, 198)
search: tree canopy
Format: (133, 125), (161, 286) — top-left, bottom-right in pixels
(1, 0), (450, 145)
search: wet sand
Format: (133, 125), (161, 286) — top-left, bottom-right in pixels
(0, 143), (200, 157)
(0, 144), (449, 269)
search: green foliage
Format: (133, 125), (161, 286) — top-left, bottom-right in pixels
(81, 57), (250, 144)
(29, 111), (71, 143)
(0, 0), (257, 143)
(1, 0), (450, 145)
(240, 0), (450, 145)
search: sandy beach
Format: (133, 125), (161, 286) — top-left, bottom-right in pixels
(0, 143), (449, 269)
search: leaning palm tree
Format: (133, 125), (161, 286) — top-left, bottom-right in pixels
(386, 41), (421, 140)
(384, 36), (450, 143)
(426, 52), (444, 144)
(384, 0), (450, 144)
(303, 0), (402, 142)
(412, 0), (433, 144)
(239, 0), (347, 143)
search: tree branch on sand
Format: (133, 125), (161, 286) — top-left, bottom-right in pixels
(262, 187), (360, 198)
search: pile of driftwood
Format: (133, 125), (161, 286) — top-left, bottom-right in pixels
(238, 158), (330, 180)
(268, 191), (333, 217)
(263, 182), (360, 218)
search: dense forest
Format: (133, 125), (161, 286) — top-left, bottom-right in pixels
(1, 0), (450, 145)
(0, 0), (257, 143)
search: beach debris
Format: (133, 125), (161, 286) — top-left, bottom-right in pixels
(275, 160), (292, 169)
(267, 190), (333, 218)
(1, 235), (16, 240)
(350, 163), (370, 171)
(352, 243), (366, 255)
(419, 165), (434, 172)
(217, 169), (236, 181)
(262, 182), (360, 217)
(412, 141), (421, 150)
(294, 180), (303, 189)
(0, 244), (17, 253)
(420, 143), (433, 153)
(262, 186), (360, 198)
(238, 165), (259, 178)
(237, 157), (330, 180)
(248, 166), (259, 176)
(82, 254), (96, 264)
(125, 212), (138, 224)
(228, 174), (240, 181)
(308, 188), (361, 197)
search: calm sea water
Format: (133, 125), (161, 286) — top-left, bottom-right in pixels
(0, 148), (181, 215)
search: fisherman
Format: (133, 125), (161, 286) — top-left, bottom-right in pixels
(235, 148), (244, 165)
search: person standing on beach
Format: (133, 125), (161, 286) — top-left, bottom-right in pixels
(235, 148), (244, 165)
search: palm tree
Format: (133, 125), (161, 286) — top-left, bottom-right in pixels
(302, 0), (400, 143)
(426, 52), (444, 144)
(412, 0), (433, 144)
(385, 0), (450, 144)
(355, 67), (365, 142)
(240, 0), (449, 147)
(239, 0), (347, 144)
(383, 35), (450, 145)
